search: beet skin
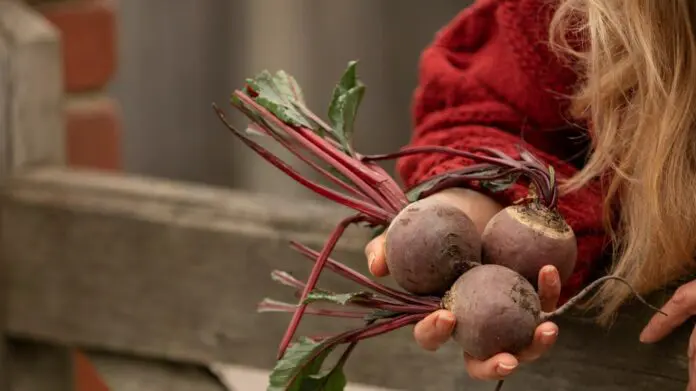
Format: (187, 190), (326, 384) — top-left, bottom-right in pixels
(481, 203), (577, 285)
(385, 201), (481, 296)
(443, 264), (541, 359)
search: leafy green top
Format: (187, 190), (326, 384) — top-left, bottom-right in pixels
(267, 337), (347, 391)
(264, 290), (387, 391)
(234, 61), (365, 158)
(327, 62), (365, 155)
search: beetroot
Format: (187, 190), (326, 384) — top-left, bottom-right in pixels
(385, 201), (481, 296)
(482, 203), (577, 285)
(443, 264), (664, 360)
(443, 264), (540, 359)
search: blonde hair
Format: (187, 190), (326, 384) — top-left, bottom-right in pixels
(549, 0), (696, 324)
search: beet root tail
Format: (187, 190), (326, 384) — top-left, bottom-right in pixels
(540, 275), (667, 322)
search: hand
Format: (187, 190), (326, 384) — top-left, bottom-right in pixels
(364, 192), (561, 381)
(640, 280), (696, 390)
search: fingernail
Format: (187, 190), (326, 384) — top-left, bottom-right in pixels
(542, 329), (558, 338)
(435, 312), (456, 332)
(367, 253), (376, 272)
(543, 267), (558, 286)
(496, 362), (517, 376)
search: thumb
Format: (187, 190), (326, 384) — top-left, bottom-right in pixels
(537, 265), (561, 312)
(365, 233), (389, 277)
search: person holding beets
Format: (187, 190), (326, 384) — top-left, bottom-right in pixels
(364, 0), (696, 387)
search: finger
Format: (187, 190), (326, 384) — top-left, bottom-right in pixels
(516, 321), (559, 362)
(640, 283), (696, 343)
(464, 352), (519, 381)
(364, 234), (389, 277)
(413, 310), (456, 351)
(537, 265), (561, 312)
(688, 326), (696, 391)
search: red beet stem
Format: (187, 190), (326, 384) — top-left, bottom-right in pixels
(268, 100), (390, 189)
(270, 270), (306, 290)
(351, 313), (428, 341)
(236, 108), (368, 201)
(285, 313), (431, 387)
(289, 241), (440, 308)
(298, 128), (407, 211)
(288, 286), (406, 308)
(363, 146), (557, 208)
(288, 286), (435, 313)
(412, 166), (524, 200)
(277, 215), (365, 359)
(231, 93), (402, 214)
(213, 104), (391, 222)
(362, 145), (518, 167)
(260, 293), (432, 317)
(258, 299), (369, 319)
(361, 160), (410, 210)
(294, 126), (404, 212)
(350, 299), (435, 314)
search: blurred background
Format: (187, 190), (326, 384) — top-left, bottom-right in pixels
(108, 0), (467, 197)
(4, 2), (688, 391)
(3, 1), (476, 390)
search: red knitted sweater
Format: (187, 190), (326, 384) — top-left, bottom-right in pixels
(396, 0), (608, 302)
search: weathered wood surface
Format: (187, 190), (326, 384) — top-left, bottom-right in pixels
(0, 20), (8, 391)
(7, 341), (72, 391)
(7, 339), (392, 391)
(86, 349), (225, 391)
(0, 1), (64, 177)
(1, 167), (691, 391)
(6, 339), (226, 391)
(209, 363), (397, 391)
(0, 3), (64, 389)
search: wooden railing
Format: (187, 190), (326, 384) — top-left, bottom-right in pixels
(1, 166), (691, 391)
(0, 1), (691, 390)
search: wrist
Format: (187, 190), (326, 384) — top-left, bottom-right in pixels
(424, 188), (503, 234)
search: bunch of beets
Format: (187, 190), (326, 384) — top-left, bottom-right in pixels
(212, 62), (664, 391)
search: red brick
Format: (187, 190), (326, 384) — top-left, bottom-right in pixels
(35, 0), (117, 92)
(66, 95), (122, 170)
(72, 350), (109, 391)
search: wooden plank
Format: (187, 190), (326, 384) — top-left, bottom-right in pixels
(208, 363), (398, 391)
(6, 340), (72, 391)
(7, 338), (226, 391)
(0, 0), (65, 176)
(0, 3), (10, 179)
(84, 350), (225, 391)
(0, 167), (691, 390)
(7, 340), (226, 391)
(0, 21), (9, 391)
(0, 3), (64, 389)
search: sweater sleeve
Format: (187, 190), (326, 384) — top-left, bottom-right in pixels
(396, 0), (608, 301)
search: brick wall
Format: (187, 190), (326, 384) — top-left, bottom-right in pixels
(31, 0), (122, 171)
(27, 0), (122, 389)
